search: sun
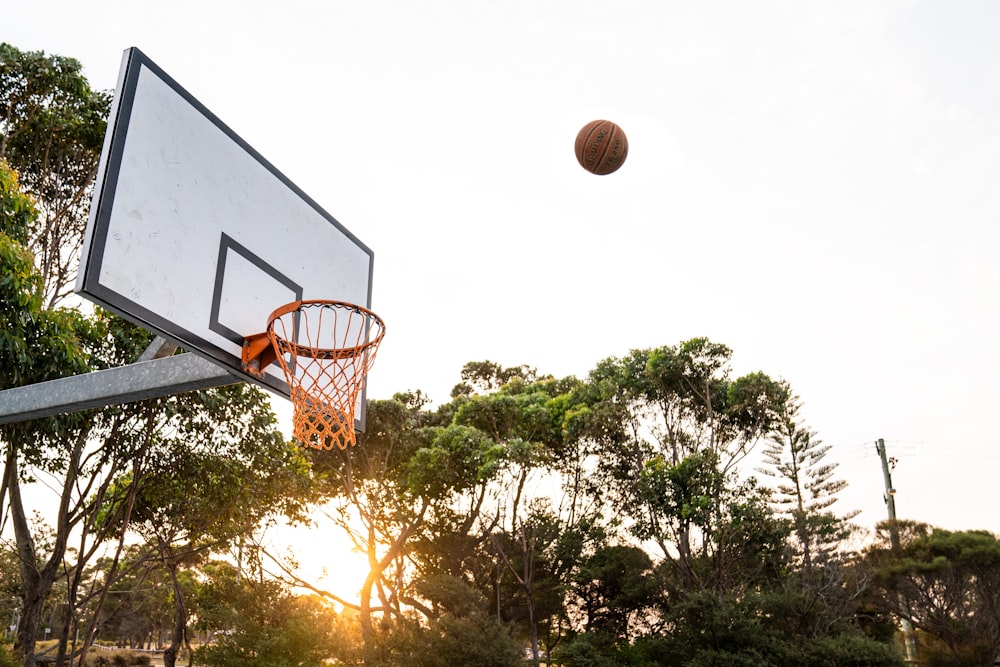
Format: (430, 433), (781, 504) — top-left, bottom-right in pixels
(265, 512), (371, 607)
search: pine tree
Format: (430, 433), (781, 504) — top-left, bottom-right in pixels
(758, 394), (856, 569)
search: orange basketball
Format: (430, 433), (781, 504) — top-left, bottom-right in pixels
(575, 120), (628, 175)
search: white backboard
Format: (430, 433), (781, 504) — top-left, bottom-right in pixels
(76, 48), (375, 419)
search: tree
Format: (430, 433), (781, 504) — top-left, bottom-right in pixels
(0, 42), (110, 306)
(579, 339), (788, 589)
(755, 394), (871, 642)
(488, 501), (588, 666)
(564, 544), (660, 652)
(758, 393), (856, 570)
(866, 523), (1000, 667)
(446, 366), (582, 662)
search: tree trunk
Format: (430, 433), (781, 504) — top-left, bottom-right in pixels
(677, 524), (699, 589)
(5, 447), (46, 667)
(162, 558), (187, 667)
(53, 611), (74, 667)
(358, 505), (428, 666)
(4, 428), (87, 667)
(359, 560), (377, 667)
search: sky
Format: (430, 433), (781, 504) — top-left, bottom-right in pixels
(6, 0), (1000, 592)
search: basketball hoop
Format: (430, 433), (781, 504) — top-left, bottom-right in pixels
(242, 300), (385, 450)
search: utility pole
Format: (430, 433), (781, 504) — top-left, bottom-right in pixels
(876, 438), (917, 663)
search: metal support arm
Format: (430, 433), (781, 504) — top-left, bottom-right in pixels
(0, 353), (238, 425)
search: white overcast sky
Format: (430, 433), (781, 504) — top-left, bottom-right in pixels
(6, 1), (1000, 543)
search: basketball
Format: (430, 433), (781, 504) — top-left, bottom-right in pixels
(575, 120), (629, 175)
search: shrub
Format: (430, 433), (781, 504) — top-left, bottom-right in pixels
(81, 649), (152, 667)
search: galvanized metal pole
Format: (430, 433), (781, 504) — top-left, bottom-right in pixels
(0, 353), (237, 424)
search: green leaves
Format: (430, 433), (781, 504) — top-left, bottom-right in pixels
(406, 424), (503, 497)
(0, 160), (35, 244)
(194, 570), (352, 667)
(1, 121), (93, 390)
(0, 42), (111, 305)
(588, 338), (788, 471)
(637, 451), (720, 529)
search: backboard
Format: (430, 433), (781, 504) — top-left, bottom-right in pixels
(76, 47), (375, 426)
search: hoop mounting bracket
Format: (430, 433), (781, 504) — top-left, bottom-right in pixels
(241, 332), (277, 378)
